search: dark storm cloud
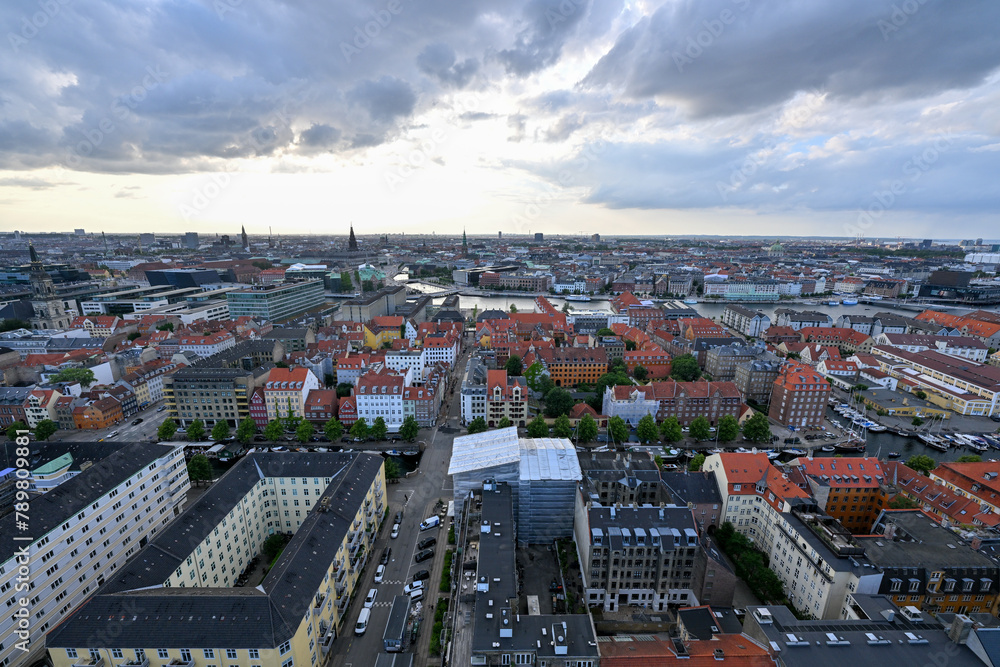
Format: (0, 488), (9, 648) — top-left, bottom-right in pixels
(495, 0), (595, 75)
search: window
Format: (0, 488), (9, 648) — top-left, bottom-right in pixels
(204, 649), (215, 659)
(112, 650), (124, 659)
(279, 641), (291, 654)
(66, 649), (78, 659)
(227, 649), (238, 659)
(249, 650), (260, 660)
(158, 650), (169, 659)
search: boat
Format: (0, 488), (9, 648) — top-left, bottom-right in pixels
(835, 442), (866, 453)
(735, 447), (750, 453)
(565, 294), (592, 302)
(827, 301), (839, 306)
(820, 445), (837, 452)
(887, 451), (901, 458)
(803, 300), (818, 305)
(842, 298), (858, 305)
(783, 448), (807, 456)
(866, 422), (887, 432)
(403, 448), (420, 457)
(918, 433), (949, 451)
(662, 448), (682, 459)
(708, 448), (724, 454)
(684, 298), (698, 305)
(386, 449), (401, 456)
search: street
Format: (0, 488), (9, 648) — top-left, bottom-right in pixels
(49, 399), (170, 443)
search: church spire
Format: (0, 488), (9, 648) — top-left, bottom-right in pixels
(29, 241), (41, 266)
(348, 224), (358, 252)
(241, 225), (249, 250)
(462, 228), (468, 256)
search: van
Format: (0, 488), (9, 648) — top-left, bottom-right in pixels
(409, 588), (423, 603)
(355, 607), (371, 635)
(419, 516), (440, 531)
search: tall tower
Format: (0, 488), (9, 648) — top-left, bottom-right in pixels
(348, 224), (358, 252)
(27, 242), (70, 330)
(241, 225), (249, 251)
(462, 228), (468, 256)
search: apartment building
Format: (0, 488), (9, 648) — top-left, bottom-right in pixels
(602, 379), (743, 427)
(177, 331), (237, 358)
(721, 304), (771, 337)
(25, 388), (60, 427)
(72, 396), (123, 430)
(354, 369), (406, 428)
(483, 369), (528, 427)
(931, 461), (1000, 516)
(789, 457), (887, 532)
(768, 361), (832, 428)
(578, 450), (667, 506)
(705, 344), (763, 381)
(225, 280), (325, 322)
(363, 315), (404, 348)
(0, 387), (30, 427)
(263, 366), (320, 420)
(774, 309), (833, 330)
(623, 346), (672, 379)
(875, 333), (988, 362)
(163, 367), (259, 428)
(859, 509), (1000, 616)
(733, 357), (783, 404)
(0, 442), (188, 667)
(47, 453), (385, 667)
(534, 346), (608, 387)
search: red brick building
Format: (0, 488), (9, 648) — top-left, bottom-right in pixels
(768, 361), (831, 428)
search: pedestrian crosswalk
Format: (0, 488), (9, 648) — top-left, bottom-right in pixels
(369, 600), (394, 608)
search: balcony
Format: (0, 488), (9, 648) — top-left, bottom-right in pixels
(166, 660), (194, 667)
(321, 631), (335, 654)
(122, 658), (149, 667)
(73, 660), (105, 667)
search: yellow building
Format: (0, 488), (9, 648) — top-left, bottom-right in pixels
(47, 452), (386, 667)
(363, 315), (404, 349)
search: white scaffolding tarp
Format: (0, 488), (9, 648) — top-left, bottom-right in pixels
(447, 426), (519, 476)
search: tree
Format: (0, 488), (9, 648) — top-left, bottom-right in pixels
(49, 367), (96, 387)
(187, 454), (212, 483)
(577, 413), (598, 443)
(632, 364), (648, 382)
(340, 271), (353, 291)
(689, 416), (711, 441)
(264, 419), (284, 441)
(509, 304), (517, 313)
(187, 419), (205, 441)
(491, 416), (511, 430)
(911, 416), (924, 427)
(262, 533), (288, 561)
(742, 412), (772, 444)
(717, 415), (740, 443)
(350, 417), (370, 440)
(296, 419), (315, 443)
(526, 416), (549, 438)
(371, 416), (388, 441)
(524, 361), (545, 391)
(336, 382), (354, 398)
(689, 453), (706, 472)
(0, 318), (29, 332)
(552, 415), (573, 438)
(275, 360), (290, 368)
(504, 355), (523, 377)
(609, 416), (629, 444)
(323, 373), (334, 388)
(537, 375), (555, 398)
(315, 417), (340, 444)
(914, 390), (927, 400)
(157, 418), (177, 441)
(211, 420), (231, 442)
(544, 387), (575, 417)
(610, 358), (627, 375)
(906, 454), (936, 475)
(596, 327), (615, 337)
(236, 417), (256, 444)
(384, 457), (401, 480)
(670, 354), (701, 382)
(958, 455), (983, 463)
(467, 417), (488, 434)
(660, 416), (683, 443)
(636, 414), (659, 443)
(127, 331), (142, 341)
(399, 415), (419, 441)
(594, 371), (631, 399)
(888, 495), (920, 510)
(156, 322), (174, 332)
(35, 419), (58, 441)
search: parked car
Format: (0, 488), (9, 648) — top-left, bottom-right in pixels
(417, 537), (436, 550)
(380, 547), (392, 565)
(402, 580), (423, 595)
(414, 549), (434, 563)
(411, 569), (430, 582)
(364, 588), (377, 608)
(374, 564), (385, 583)
(394, 511), (403, 524)
(131, 418), (143, 425)
(391, 524), (400, 539)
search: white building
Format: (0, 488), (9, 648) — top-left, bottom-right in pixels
(721, 304), (771, 337)
(0, 442), (189, 667)
(355, 370), (406, 428)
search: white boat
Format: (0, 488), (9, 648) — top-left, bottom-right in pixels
(783, 448), (807, 456)
(684, 298), (698, 304)
(842, 298), (858, 305)
(565, 294), (592, 302)
(827, 301), (839, 306)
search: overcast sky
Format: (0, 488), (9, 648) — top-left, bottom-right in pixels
(1, 0), (999, 239)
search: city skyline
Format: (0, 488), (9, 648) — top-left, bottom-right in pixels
(1, 0), (999, 237)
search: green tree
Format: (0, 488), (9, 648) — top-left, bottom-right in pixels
(296, 419), (315, 443)
(0, 318), (30, 332)
(670, 354), (701, 382)
(689, 453), (706, 472)
(262, 533), (288, 561)
(509, 304), (517, 313)
(399, 415), (419, 441)
(689, 416), (711, 441)
(340, 271), (353, 291)
(594, 371), (631, 399)
(157, 418), (177, 441)
(552, 414), (573, 438)
(187, 454), (212, 483)
(211, 420), (231, 441)
(742, 412), (772, 444)
(323, 373), (334, 388)
(636, 414), (658, 443)
(127, 331), (141, 341)
(906, 454), (936, 475)
(371, 416), (388, 441)
(34, 419), (58, 441)
(236, 417), (256, 444)
(263, 419), (284, 441)
(911, 416), (924, 427)
(524, 361), (545, 391)
(888, 495), (920, 509)
(384, 457), (401, 480)
(274, 360), (290, 368)
(537, 375), (555, 398)
(717, 415), (740, 443)
(632, 364), (648, 382)
(610, 358), (627, 375)
(156, 322), (174, 332)
(497, 416), (512, 429)
(660, 416), (683, 443)
(577, 413), (598, 443)
(336, 383), (354, 398)
(187, 419), (205, 441)
(958, 455), (983, 463)
(49, 367), (96, 387)
(544, 387), (575, 417)
(609, 416), (629, 444)
(467, 417), (488, 434)
(350, 417), (370, 440)
(526, 415), (549, 438)
(324, 417), (344, 441)
(914, 390), (927, 400)
(504, 355), (523, 377)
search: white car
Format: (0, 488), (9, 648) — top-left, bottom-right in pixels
(391, 523), (400, 539)
(374, 564), (385, 583)
(364, 588), (377, 608)
(402, 580), (424, 595)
